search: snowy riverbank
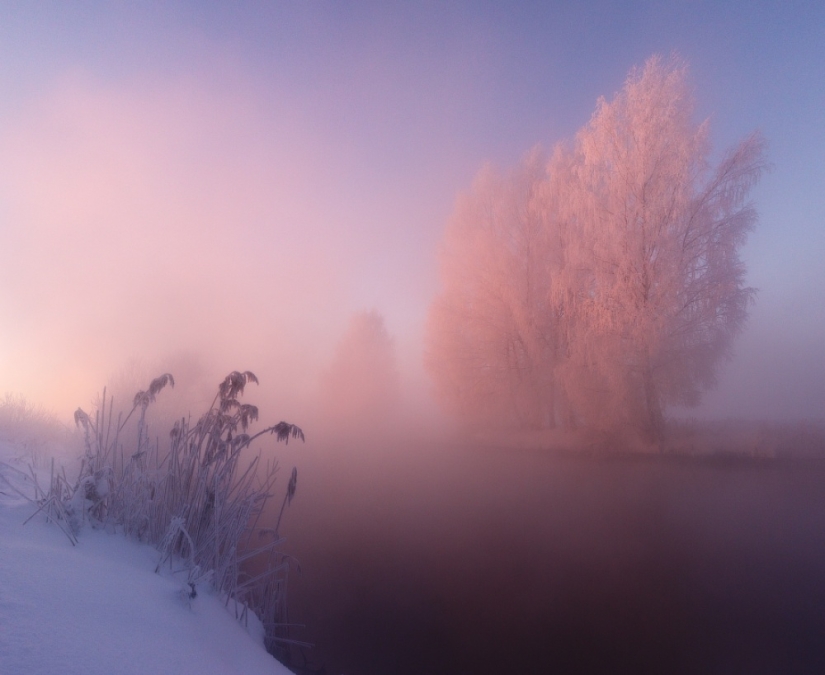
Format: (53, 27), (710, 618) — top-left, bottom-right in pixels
(0, 441), (293, 675)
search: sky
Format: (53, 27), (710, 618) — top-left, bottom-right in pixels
(0, 1), (823, 421)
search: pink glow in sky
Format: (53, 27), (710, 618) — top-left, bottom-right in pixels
(0, 2), (823, 421)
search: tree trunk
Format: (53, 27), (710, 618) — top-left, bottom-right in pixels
(643, 369), (665, 449)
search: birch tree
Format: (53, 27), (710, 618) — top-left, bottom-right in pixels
(426, 55), (766, 443)
(563, 55), (766, 441)
(425, 149), (561, 429)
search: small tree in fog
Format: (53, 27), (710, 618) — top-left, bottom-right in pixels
(426, 55), (767, 443)
(319, 310), (400, 430)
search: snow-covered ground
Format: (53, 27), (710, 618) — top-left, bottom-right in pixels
(0, 440), (294, 675)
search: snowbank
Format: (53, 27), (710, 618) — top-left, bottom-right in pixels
(0, 441), (293, 675)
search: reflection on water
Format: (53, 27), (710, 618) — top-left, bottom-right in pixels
(265, 439), (825, 675)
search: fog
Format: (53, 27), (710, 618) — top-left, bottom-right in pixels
(1, 4), (824, 424)
(0, 72), (367, 418)
(2, 4), (825, 674)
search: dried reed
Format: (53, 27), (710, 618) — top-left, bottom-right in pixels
(41, 370), (304, 660)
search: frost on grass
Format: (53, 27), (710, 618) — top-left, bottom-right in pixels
(32, 370), (305, 661)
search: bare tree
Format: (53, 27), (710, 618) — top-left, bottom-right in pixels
(426, 55), (767, 444)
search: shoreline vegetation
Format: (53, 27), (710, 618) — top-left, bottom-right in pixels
(1, 372), (306, 669)
(468, 418), (825, 459)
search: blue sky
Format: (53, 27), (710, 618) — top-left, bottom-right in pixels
(0, 1), (822, 420)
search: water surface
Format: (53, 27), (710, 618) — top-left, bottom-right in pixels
(268, 440), (825, 674)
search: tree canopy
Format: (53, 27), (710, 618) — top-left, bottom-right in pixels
(425, 55), (767, 443)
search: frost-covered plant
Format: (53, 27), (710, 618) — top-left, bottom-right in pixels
(426, 54), (767, 445)
(40, 370), (304, 659)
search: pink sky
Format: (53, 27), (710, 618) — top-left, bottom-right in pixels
(0, 71), (355, 413)
(0, 2), (823, 422)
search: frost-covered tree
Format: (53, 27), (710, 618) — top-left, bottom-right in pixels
(426, 55), (766, 443)
(562, 55), (766, 441)
(318, 310), (400, 430)
(425, 150), (562, 429)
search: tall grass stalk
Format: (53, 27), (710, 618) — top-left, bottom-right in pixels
(44, 370), (304, 660)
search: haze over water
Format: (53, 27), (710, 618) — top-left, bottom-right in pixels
(268, 433), (825, 674)
(2, 4), (825, 674)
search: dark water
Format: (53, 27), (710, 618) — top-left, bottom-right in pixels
(265, 438), (825, 675)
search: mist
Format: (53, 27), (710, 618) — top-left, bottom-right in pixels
(1, 5), (823, 426)
(0, 72), (353, 417)
(2, 4), (825, 675)
(269, 437), (825, 674)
